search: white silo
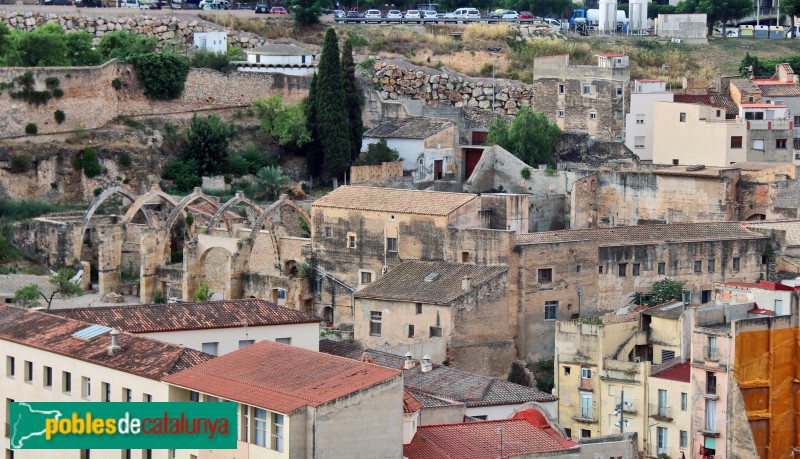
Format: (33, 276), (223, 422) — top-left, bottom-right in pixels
(599, 0), (618, 34)
(628, 0), (648, 34)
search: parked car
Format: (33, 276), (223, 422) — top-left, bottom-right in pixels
(518, 11), (534, 22)
(254, 2), (268, 13)
(269, 5), (287, 13)
(488, 9), (506, 19)
(364, 9), (382, 21)
(76, 0), (103, 7)
(502, 10), (519, 19)
(385, 9), (402, 19)
(333, 9), (345, 17)
(453, 7), (480, 20)
(345, 10), (361, 20)
(423, 10), (437, 19)
(442, 11), (457, 20)
(404, 9), (422, 21)
(544, 17), (565, 29)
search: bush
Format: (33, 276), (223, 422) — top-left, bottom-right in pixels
(128, 53), (190, 101)
(10, 155), (30, 172)
(73, 148), (103, 178)
(479, 62), (494, 77)
(152, 289), (167, 304)
(361, 139), (400, 165)
(190, 49), (234, 73)
(162, 159), (201, 193)
(520, 166), (531, 180)
(24, 123), (38, 135)
(240, 145), (276, 174)
(93, 187), (103, 197)
(111, 78), (123, 90)
(52, 88), (64, 98)
(224, 155), (250, 176)
(117, 153), (132, 167)
(54, 109), (65, 124)
(44, 76), (60, 89)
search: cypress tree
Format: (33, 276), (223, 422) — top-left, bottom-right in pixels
(315, 28), (351, 179)
(341, 40), (363, 163)
(304, 72), (324, 177)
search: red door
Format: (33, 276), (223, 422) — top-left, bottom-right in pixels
(464, 148), (483, 180)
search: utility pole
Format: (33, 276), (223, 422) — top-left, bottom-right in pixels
(619, 388), (625, 433)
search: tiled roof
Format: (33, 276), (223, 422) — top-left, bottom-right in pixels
(710, 94), (740, 116)
(515, 222), (766, 247)
(403, 419), (578, 459)
(743, 220), (800, 246)
(363, 117), (454, 140)
(0, 305), (212, 380)
(407, 389), (464, 408)
(311, 185), (477, 216)
(756, 83), (800, 97)
(163, 340), (400, 414)
(50, 299), (321, 333)
(731, 78), (761, 93)
(719, 280), (799, 292)
(249, 44), (312, 55)
(642, 301), (686, 320)
(672, 93), (738, 116)
(673, 94), (713, 106)
(354, 261), (508, 304)
(319, 339), (557, 407)
(651, 361), (691, 383)
(404, 389), (423, 413)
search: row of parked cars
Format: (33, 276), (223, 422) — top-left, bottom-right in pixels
(333, 8), (563, 24)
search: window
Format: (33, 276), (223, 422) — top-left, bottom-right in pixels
(558, 84), (565, 94)
(416, 303), (422, 314)
(348, 235), (356, 249)
(6, 356), (13, 378)
(618, 263), (627, 277)
(430, 326), (443, 338)
(702, 290), (712, 303)
(753, 139), (764, 150)
(43, 366), (52, 388)
(681, 392), (688, 411)
(657, 389), (668, 417)
(538, 268), (553, 283)
(254, 408), (268, 447)
(748, 96), (755, 102)
(558, 110), (565, 118)
(716, 110), (721, 117)
(324, 227), (332, 238)
(564, 366), (571, 376)
(315, 276), (322, 295)
(635, 114), (644, 124)
(370, 311), (382, 336)
(276, 338), (291, 345)
(634, 136), (645, 148)
(544, 301), (558, 321)
(679, 112), (686, 122)
(694, 260), (702, 273)
(102, 382), (111, 402)
(657, 426), (668, 454)
(360, 271), (373, 284)
(582, 83), (591, 95)
(272, 413), (284, 452)
(23, 361), (32, 383)
(745, 111), (764, 120)
(661, 350), (675, 362)
(580, 393), (593, 419)
(731, 136), (743, 149)
(733, 257), (740, 270)
(598, 265), (604, 274)
(672, 159), (679, 165)
(680, 430), (688, 448)
(576, 265), (582, 273)
(189, 391), (200, 402)
(632, 263), (640, 276)
(776, 138), (787, 149)
(581, 368), (591, 379)
(590, 112), (597, 120)
(580, 429), (591, 439)
(201, 342), (219, 356)
(658, 262), (665, 275)
(775, 299), (784, 314)
(705, 399), (717, 431)
(82, 377), (91, 400)
(124, 388), (132, 402)
(616, 87), (623, 96)
(239, 339), (255, 349)
(386, 237), (397, 253)
(407, 324), (415, 338)
(240, 405), (249, 442)
(63, 371), (71, 394)
(707, 336), (718, 360)
(708, 259), (715, 273)
(461, 251), (470, 263)
(143, 394), (152, 402)
(564, 428), (572, 439)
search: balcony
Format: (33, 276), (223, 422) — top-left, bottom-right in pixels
(704, 346), (720, 362)
(649, 404), (673, 421)
(571, 414), (598, 424)
(746, 118), (792, 131)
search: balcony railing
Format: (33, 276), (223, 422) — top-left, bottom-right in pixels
(746, 118), (792, 131)
(705, 346), (720, 361)
(649, 404), (673, 421)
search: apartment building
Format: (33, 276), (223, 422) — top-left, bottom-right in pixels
(625, 79), (673, 161)
(648, 362), (692, 458)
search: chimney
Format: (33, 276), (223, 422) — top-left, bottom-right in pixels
(461, 276), (472, 291)
(420, 355), (433, 373)
(403, 351), (416, 370)
(107, 329), (121, 356)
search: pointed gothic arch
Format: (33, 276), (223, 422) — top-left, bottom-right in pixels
(80, 185), (140, 238)
(248, 195), (311, 270)
(205, 191), (263, 236)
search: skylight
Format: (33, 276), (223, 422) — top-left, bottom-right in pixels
(72, 324), (112, 340)
(424, 272), (440, 282)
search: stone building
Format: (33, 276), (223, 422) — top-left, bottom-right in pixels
(353, 260), (513, 376)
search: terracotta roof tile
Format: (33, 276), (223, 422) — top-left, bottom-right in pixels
(50, 299), (321, 333)
(354, 261), (507, 304)
(406, 389), (464, 408)
(642, 300), (686, 319)
(673, 94), (713, 106)
(0, 305), (212, 380)
(311, 185), (477, 216)
(404, 389), (423, 413)
(163, 340), (400, 414)
(710, 94), (740, 116)
(515, 222), (766, 246)
(756, 83), (800, 97)
(364, 117), (454, 140)
(319, 340), (556, 406)
(403, 419), (578, 459)
(651, 361), (691, 383)
(731, 78), (761, 93)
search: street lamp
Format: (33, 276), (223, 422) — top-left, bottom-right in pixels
(487, 47), (501, 112)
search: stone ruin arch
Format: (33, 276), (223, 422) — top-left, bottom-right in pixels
(121, 184), (181, 226)
(249, 194), (311, 270)
(79, 185), (140, 238)
(205, 191), (263, 236)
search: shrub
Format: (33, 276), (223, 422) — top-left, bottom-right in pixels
(348, 34), (369, 48)
(117, 153), (132, 167)
(93, 187), (103, 197)
(44, 76), (60, 89)
(520, 166), (531, 180)
(53, 109), (65, 124)
(152, 289), (167, 304)
(10, 155), (30, 172)
(52, 88), (64, 98)
(111, 78), (122, 90)
(162, 159), (201, 192)
(24, 123), (38, 135)
(479, 62), (494, 77)
(50, 181), (58, 189)
(224, 155), (250, 176)
(73, 148), (103, 178)
(190, 49), (234, 73)
(128, 53), (190, 101)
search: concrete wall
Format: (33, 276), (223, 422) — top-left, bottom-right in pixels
(625, 87), (674, 161)
(350, 162), (404, 184)
(656, 14), (708, 41)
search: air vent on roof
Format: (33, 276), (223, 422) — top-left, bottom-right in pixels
(686, 165), (706, 171)
(424, 272), (440, 282)
(72, 324), (113, 340)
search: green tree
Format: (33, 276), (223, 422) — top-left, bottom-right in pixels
(97, 31), (157, 61)
(7, 24), (69, 67)
(162, 159), (201, 192)
(362, 139), (400, 165)
(315, 28), (352, 179)
(13, 268), (83, 309)
(304, 73), (324, 177)
(254, 166), (290, 201)
(341, 41), (363, 163)
(128, 53), (190, 101)
(783, 0), (800, 23)
(650, 278), (687, 305)
(486, 107), (561, 167)
(291, 0), (322, 25)
(194, 283), (214, 302)
(0, 24), (10, 63)
(65, 31), (101, 66)
(253, 95), (311, 147)
(152, 289), (167, 304)
(182, 114), (236, 177)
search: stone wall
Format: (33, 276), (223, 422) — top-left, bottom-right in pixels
(0, 11), (268, 49)
(350, 161), (403, 184)
(0, 61), (309, 137)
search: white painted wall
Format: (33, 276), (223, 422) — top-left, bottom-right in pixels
(362, 137), (425, 171)
(140, 322), (320, 356)
(245, 54), (314, 66)
(194, 32), (228, 54)
(625, 81), (673, 161)
(237, 66), (316, 76)
(403, 410), (420, 444)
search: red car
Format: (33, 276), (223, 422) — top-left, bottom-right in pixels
(519, 11), (534, 22)
(269, 6), (287, 13)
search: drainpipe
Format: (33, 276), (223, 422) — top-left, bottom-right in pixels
(725, 330), (731, 459)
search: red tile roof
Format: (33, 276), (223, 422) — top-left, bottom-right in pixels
(673, 94), (713, 106)
(0, 305), (212, 380)
(404, 389), (423, 413)
(311, 186), (477, 216)
(50, 299), (321, 333)
(651, 361), (691, 383)
(163, 340), (401, 414)
(720, 280), (799, 291)
(403, 418), (578, 459)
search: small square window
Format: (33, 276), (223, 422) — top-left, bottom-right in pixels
(581, 367), (591, 379)
(576, 265), (582, 273)
(636, 114), (645, 124)
(429, 326), (443, 338)
(658, 262), (665, 275)
(563, 366), (571, 375)
(694, 260), (702, 273)
(672, 159), (679, 165)
(618, 263), (627, 277)
(731, 136), (743, 149)
(708, 259), (716, 273)
(461, 251), (470, 263)
(732, 257), (740, 270)
(581, 429), (591, 439)
(616, 87), (623, 96)
(239, 339), (254, 349)
(558, 110), (565, 118)
(348, 235), (357, 249)
(564, 427), (572, 439)
(325, 227), (332, 238)
(63, 371), (71, 394)
(590, 112), (597, 120)
(598, 265), (604, 274)
(43, 366), (52, 388)
(189, 391), (200, 402)
(407, 324), (415, 338)
(632, 263), (640, 276)
(143, 393), (152, 402)
(24, 361), (32, 383)
(538, 268), (553, 283)
(679, 112), (686, 122)
(276, 337), (291, 345)
(634, 136), (645, 148)
(776, 138), (787, 149)
(748, 96), (755, 102)
(582, 84), (591, 95)
(370, 311), (382, 336)
(6, 356), (14, 378)
(544, 301), (558, 321)
(360, 271), (373, 284)
(614, 111), (623, 120)
(716, 109), (721, 117)
(753, 139), (764, 150)
(416, 303), (422, 314)
(558, 84), (565, 94)
(386, 237), (397, 252)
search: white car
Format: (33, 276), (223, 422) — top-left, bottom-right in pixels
(544, 18), (566, 29)
(404, 10), (422, 21)
(423, 10), (437, 19)
(454, 7), (480, 19)
(502, 10), (518, 19)
(364, 9), (382, 21)
(386, 10), (403, 19)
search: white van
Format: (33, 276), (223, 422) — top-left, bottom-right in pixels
(117, 0), (139, 7)
(453, 7), (480, 19)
